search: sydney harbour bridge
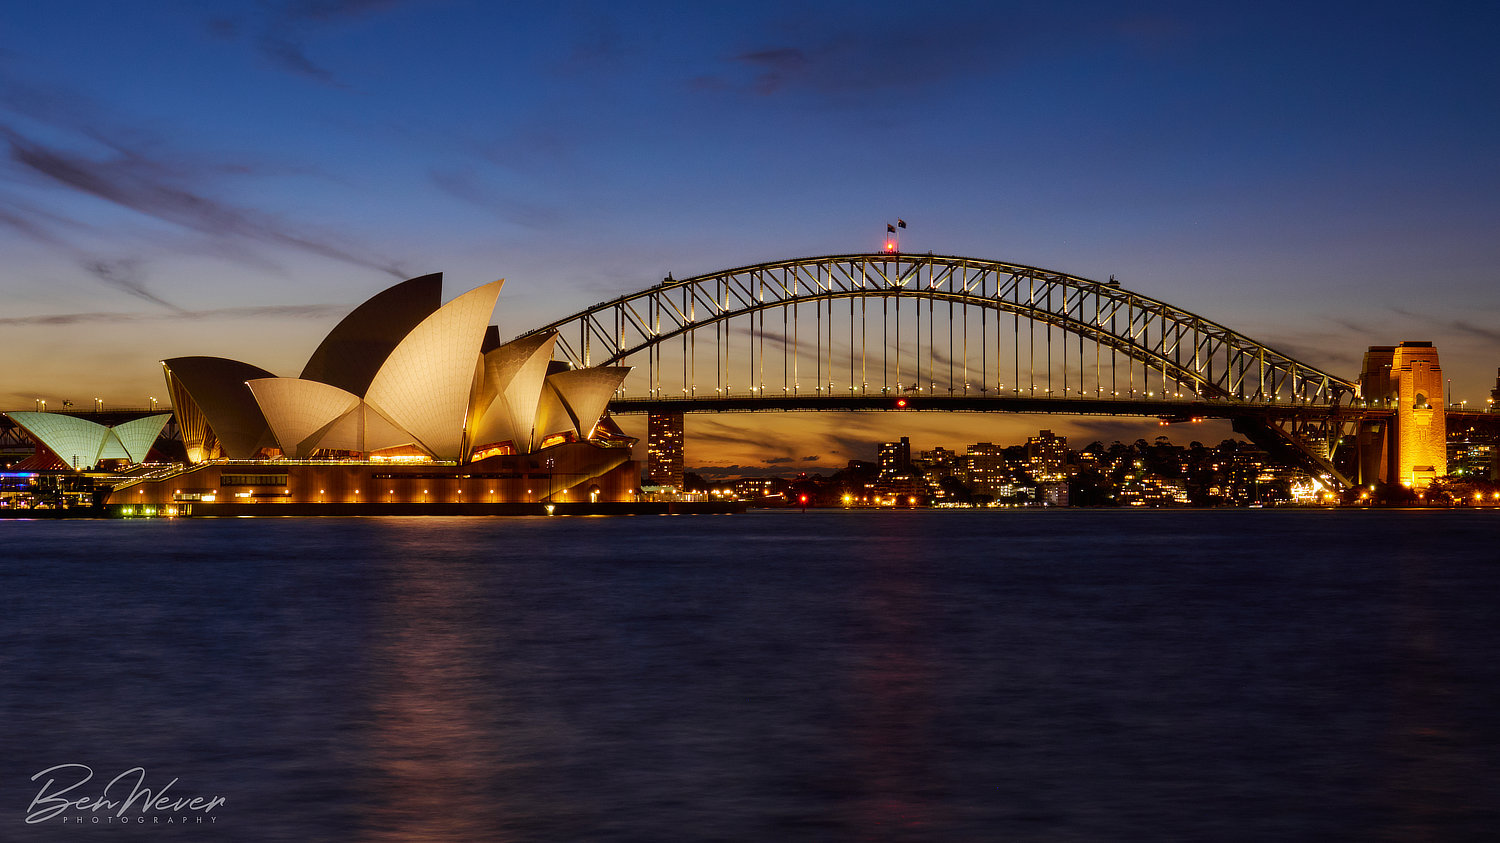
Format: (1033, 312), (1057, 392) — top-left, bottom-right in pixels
(5, 253), (1497, 492)
(523, 253), (1499, 491)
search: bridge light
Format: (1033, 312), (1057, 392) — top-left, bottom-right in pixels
(896, 398), (908, 408)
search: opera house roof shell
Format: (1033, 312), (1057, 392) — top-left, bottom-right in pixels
(4, 412), (171, 470)
(162, 274), (628, 464)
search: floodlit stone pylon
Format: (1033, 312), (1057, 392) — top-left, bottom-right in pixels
(1357, 341), (1446, 488)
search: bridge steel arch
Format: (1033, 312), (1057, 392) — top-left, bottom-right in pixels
(526, 253), (1357, 407)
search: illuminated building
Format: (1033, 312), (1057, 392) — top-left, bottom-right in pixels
(112, 273), (644, 513)
(917, 446), (958, 468)
(1026, 429), (1069, 482)
(878, 436), (912, 476)
(915, 446), (959, 499)
(1448, 437), (1498, 481)
(1035, 481), (1070, 506)
(961, 442), (1009, 497)
(871, 471), (926, 503)
(646, 412), (684, 490)
(1224, 447), (1279, 505)
(1023, 429), (1070, 506)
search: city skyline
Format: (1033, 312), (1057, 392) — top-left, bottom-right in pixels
(683, 423), (1269, 482)
(4, 2), (1499, 467)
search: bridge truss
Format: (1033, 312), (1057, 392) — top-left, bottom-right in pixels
(524, 254), (1363, 486)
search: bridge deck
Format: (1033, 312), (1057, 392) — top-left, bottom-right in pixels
(608, 394), (1389, 421)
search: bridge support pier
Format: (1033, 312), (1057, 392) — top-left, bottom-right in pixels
(1358, 342), (1446, 489)
(1354, 417), (1392, 487)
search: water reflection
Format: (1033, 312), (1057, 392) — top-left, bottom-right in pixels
(5, 511), (1500, 841)
(362, 551), (504, 841)
(1382, 548), (1496, 838)
(847, 531), (938, 839)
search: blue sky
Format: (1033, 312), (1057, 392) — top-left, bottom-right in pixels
(3, 1), (1498, 467)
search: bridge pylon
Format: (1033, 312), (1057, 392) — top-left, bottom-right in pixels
(1357, 342), (1446, 489)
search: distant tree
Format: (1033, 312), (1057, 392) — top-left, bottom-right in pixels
(1372, 481), (1419, 505)
(1069, 469), (1114, 506)
(938, 476), (972, 504)
(1260, 478), (1293, 505)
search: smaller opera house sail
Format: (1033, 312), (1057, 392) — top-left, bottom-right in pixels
(5, 412), (171, 470)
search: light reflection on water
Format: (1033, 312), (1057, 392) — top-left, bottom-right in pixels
(2, 510), (1499, 841)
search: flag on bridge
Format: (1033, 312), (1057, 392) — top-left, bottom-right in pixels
(897, 219), (906, 229)
(887, 223), (895, 233)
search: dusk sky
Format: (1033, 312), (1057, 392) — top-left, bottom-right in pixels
(3, 1), (1498, 472)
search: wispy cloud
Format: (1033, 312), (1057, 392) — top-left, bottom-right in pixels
(709, 8), (1037, 102)
(1258, 335), (1361, 371)
(0, 125), (404, 279)
(729, 31), (991, 98)
(282, 0), (410, 23)
(735, 47), (809, 96)
(0, 303), (346, 327)
(1390, 306), (1500, 344)
(0, 199), (77, 245)
(1325, 316), (1381, 336)
(77, 258), (183, 311)
(428, 168), (563, 228)
(1448, 320), (1500, 344)
(687, 464), (818, 480)
(199, 0), (420, 83)
(256, 33), (339, 83)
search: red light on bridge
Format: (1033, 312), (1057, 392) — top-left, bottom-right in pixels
(896, 398), (908, 408)
(884, 241), (897, 252)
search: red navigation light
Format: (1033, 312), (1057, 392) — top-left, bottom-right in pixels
(884, 241), (896, 252)
(798, 494), (808, 504)
(896, 398), (908, 408)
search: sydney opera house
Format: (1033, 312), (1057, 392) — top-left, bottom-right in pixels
(34, 273), (651, 514)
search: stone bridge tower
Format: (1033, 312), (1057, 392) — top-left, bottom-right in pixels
(1357, 341), (1446, 488)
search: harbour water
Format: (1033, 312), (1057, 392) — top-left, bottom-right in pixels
(3, 509), (1498, 841)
